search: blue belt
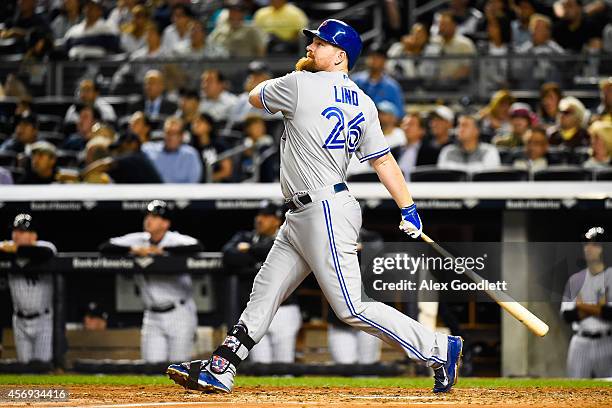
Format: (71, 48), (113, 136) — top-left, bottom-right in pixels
(286, 183), (348, 211)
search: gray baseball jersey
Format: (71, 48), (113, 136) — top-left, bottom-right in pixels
(224, 70), (449, 376)
(110, 231), (196, 308)
(561, 267), (612, 378)
(110, 231), (198, 363)
(8, 240), (57, 363)
(260, 71), (390, 198)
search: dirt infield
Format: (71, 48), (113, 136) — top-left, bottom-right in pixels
(2, 384), (612, 408)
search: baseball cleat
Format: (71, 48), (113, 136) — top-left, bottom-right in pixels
(166, 360), (231, 393)
(433, 335), (463, 393)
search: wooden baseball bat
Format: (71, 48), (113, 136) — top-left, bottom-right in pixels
(420, 232), (550, 337)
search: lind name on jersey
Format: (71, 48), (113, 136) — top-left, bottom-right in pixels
(333, 86), (359, 107)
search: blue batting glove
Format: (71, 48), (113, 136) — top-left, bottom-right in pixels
(399, 204), (423, 239)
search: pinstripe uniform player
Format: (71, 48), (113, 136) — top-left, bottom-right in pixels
(561, 227), (612, 378)
(0, 214), (57, 363)
(100, 200), (203, 363)
(167, 19), (463, 393)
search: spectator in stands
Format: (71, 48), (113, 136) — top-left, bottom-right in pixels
(253, 0), (308, 53)
(208, 1), (266, 57)
(428, 105), (455, 150)
(0, 167), (13, 184)
(65, 79), (117, 124)
(51, 0), (83, 39)
(430, 0), (483, 36)
(438, 114), (501, 171)
(538, 82), (563, 129)
(514, 14), (565, 87)
(549, 96), (590, 148)
(108, 0), (138, 30)
(425, 11), (477, 83)
(175, 89), (200, 131)
(161, 3), (194, 53)
(173, 19), (228, 59)
(583, 121), (612, 168)
(0, 113), (38, 154)
(493, 103), (535, 147)
(479, 89), (514, 141)
(511, 0), (537, 48)
(130, 70), (177, 119)
(84, 132), (163, 183)
(129, 111), (152, 144)
(480, 13), (510, 93)
(18, 141), (59, 184)
(512, 126), (552, 171)
(63, 0), (120, 59)
(386, 23), (433, 79)
(225, 61), (279, 131)
(16, 28), (55, 97)
(143, 117), (202, 183)
(240, 116), (277, 182)
(223, 202), (301, 363)
(377, 101), (406, 150)
(553, 0), (602, 53)
(353, 45), (404, 118)
(0, 0), (49, 40)
(199, 69), (238, 122)
(63, 104), (100, 152)
(593, 77), (612, 123)
(120, 5), (151, 54)
(112, 24), (171, 91)
(191, 113), (233, 182)
(397, 113), (441, 178)
(83, 302), (108, 330)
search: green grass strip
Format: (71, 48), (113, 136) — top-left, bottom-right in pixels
(0, 375), (609, 388)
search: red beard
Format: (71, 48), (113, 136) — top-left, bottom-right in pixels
(295, 56), (317, 72)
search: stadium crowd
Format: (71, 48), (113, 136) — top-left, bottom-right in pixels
(0, 0), (611, 184)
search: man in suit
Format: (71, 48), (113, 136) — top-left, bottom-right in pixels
(131, 70), (177, 119)
(396, 112), (440, 179)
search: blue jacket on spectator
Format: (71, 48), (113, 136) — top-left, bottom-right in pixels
(351, 72), (404, 118)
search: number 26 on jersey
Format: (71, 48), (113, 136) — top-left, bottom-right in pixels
(321, 106), (365, 152)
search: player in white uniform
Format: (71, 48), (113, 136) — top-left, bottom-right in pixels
(167, 19), (463, 394)
(0, 214), (57, 363)
(561, 227), (612, 378)
(100, 200), (203, 363)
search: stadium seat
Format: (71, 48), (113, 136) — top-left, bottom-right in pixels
(410, 166), (468, 182)
(547, 146), (571, 165)
(33, 96), (74, 117)
(37, 114), (63, 132)
(0, 152), (17, 167)
(56, 150), (80, 168)
(593, 168), (612, 181)
(496, 147), (515, 165)
(38, 131), (66, 146)
(8, 166), (24, 181)
(568, 147), (591, 165)
(471, 168), (529, 181)
(533, 166), (593, 181)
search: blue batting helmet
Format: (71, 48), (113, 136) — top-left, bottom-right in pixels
(303, 19), (363, 70)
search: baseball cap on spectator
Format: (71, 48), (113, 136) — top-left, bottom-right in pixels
(109, 132), (140, 150)
(583, 226), (607, 242)
(226, 0), (246, 11)
(431, 106), (454, 123)
(558, 96), (586, 125)
(377, 100), (397, 116)
(248, 60), (271, 75)
(30, 141), (58, 157)
(84, 301), (109, 320)
(13, 213), (36, 232)
(146, 199), (172, 220)
(509, 102), (536, 126)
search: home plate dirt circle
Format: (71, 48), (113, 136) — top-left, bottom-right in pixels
(3, 385), (612, 408)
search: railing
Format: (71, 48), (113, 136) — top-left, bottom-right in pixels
(0, 54), (608, 103)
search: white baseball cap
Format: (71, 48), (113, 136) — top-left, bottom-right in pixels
(431, 106), (454, 123)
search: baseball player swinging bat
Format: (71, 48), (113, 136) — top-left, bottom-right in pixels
(420, 233), (549, 337)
